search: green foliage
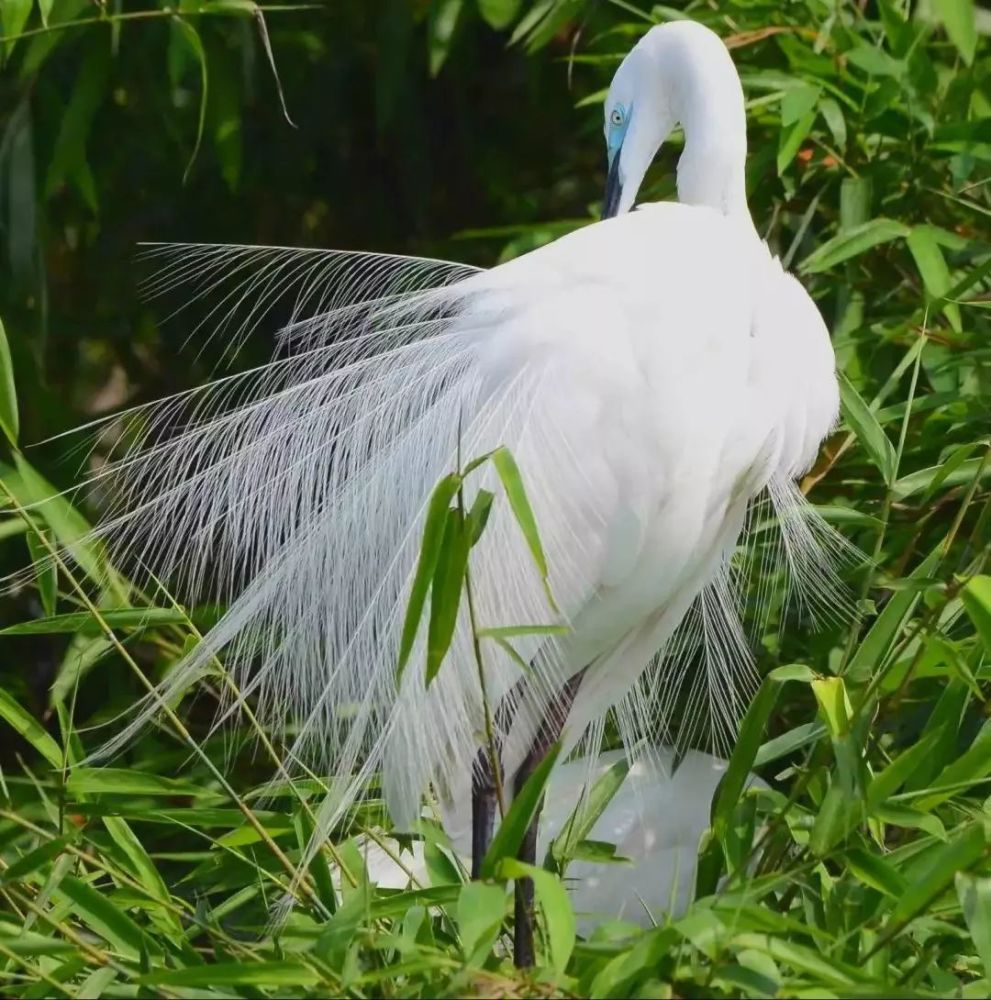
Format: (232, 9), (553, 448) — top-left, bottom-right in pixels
(0, 0), (990, 996)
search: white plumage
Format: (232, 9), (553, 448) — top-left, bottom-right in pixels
(66, 22), (848, 864)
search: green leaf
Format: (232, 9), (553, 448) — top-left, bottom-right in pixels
(102, 816), (181, 934)
(845, 847), (908, 897)
(731, 933), (862, 987)
(0, 925), (74, 957)
(777, 111), (816, 175)
(456, 881), (506, 959)
(550, 754), (629, 867)
(67, 768), (207, 798)
(781, 84), (821, 126)
(712, 664), (815, 838)
(466, 487), (494, 545)
(956, 873), (991, 980)
(476, 624), (567, 639)
(846, 547), (942, 683)
(1, 607), (187, 636)
(894, 455), (991, 500)
(809, 775), (861, 857)
(477, 0), (521, 29)
(428, 0), (463, 76)
(43, 43), (109, 212)
(0, 315), (18, 446)
(498, 858), (575, 973)
(811, 676), (853, 738)
(867, 731), (941, 810)
(37, 0), (55, 27)
(885, 822), (988, 935)
(818, 97), (847, 150)
(5, 454), (118, 592)
(25, 526), (56, 618)
(838, 372), (897, 484)
(1, 0), (32, 57)
(907, 225), (962, 332)
(207, 35), (243, 191)
(0, 838), (70, 885)
(0, 688), (62, 768)
(57, 875), (153, 959)
(480, 743), (560, 878)
(875, 804), (946, 840)
(140, 962), (322, 987)
(920, 443), (980, 502)
(933, 0), (977, 64)
(916, 719), (991, 810)
(491, 446), (554, 609)
(962, 576), (991, 655)
(171, 18), (209, 183)
(800, 219), (910, 274)
(397, 472), (462, 681)
(425, 505), (471, 685)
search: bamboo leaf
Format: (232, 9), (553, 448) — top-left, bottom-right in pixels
(550, 754), (630, 867)
(0, 315), (18, 446)
(956, 873), (991, 980)
(172, 17), (209, 183)
(1, 607), (188, 636)
(933, 0), (977, 64)
(456, 882), (506, 960)
(480, 743), (561, 878)
(838, 372), (897, 484)
(491, 446), (555, 609)
(845, 848), (908, 898)
(907, 225), (962, 332)
(885, 822), (988, 936)
(102, 816), (181, 935)
(1, 0), (32, 58)
(894, 456), (991, 500)
(67, 768), (208, 798)
(0, 688), (62, 768)
(428, 0), (464, 76)
(800, 219), (910, 274)
(57, 875), (154, 959)
(425, 504), (471, 685)
(140, 962), (322, 987)
(712, 664), (814, 838)
(962, 575), (991, 655)
(477, 0), (521, 29)
(0, 839), (69, 885)
(476, 624), (567, 639)
(397, 472), (462, 681)
(24, 525), (56, 618)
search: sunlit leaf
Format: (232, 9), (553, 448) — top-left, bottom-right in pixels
(800, 219), (910, 274)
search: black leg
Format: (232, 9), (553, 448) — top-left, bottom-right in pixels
(511, 669), (587, 969)
(471, 758), (496, 880)
(513, 753), (541, 969)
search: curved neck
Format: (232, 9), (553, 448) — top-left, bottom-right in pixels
(677, 94), (749, 220)
(649, 25), (753, 227)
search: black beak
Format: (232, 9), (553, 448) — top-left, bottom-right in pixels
(601, 156), (623, 220)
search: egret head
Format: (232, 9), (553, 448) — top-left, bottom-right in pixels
(601, 41), (674, 219)
(601, 22), (748, 220)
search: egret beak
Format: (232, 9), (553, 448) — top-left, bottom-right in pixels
(601, 155), (623, 220)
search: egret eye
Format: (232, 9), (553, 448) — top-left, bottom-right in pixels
(610, 108), (625, 127)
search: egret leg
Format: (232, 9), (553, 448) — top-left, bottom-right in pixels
(512, 669), (587, 969)
(512, 751), (541, 968)
(471, 759), (496, 880)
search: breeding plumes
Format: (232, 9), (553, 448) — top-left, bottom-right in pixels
(43, 20), (851, 963)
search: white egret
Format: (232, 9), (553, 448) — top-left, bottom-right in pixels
(61, 19), (849, 965)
